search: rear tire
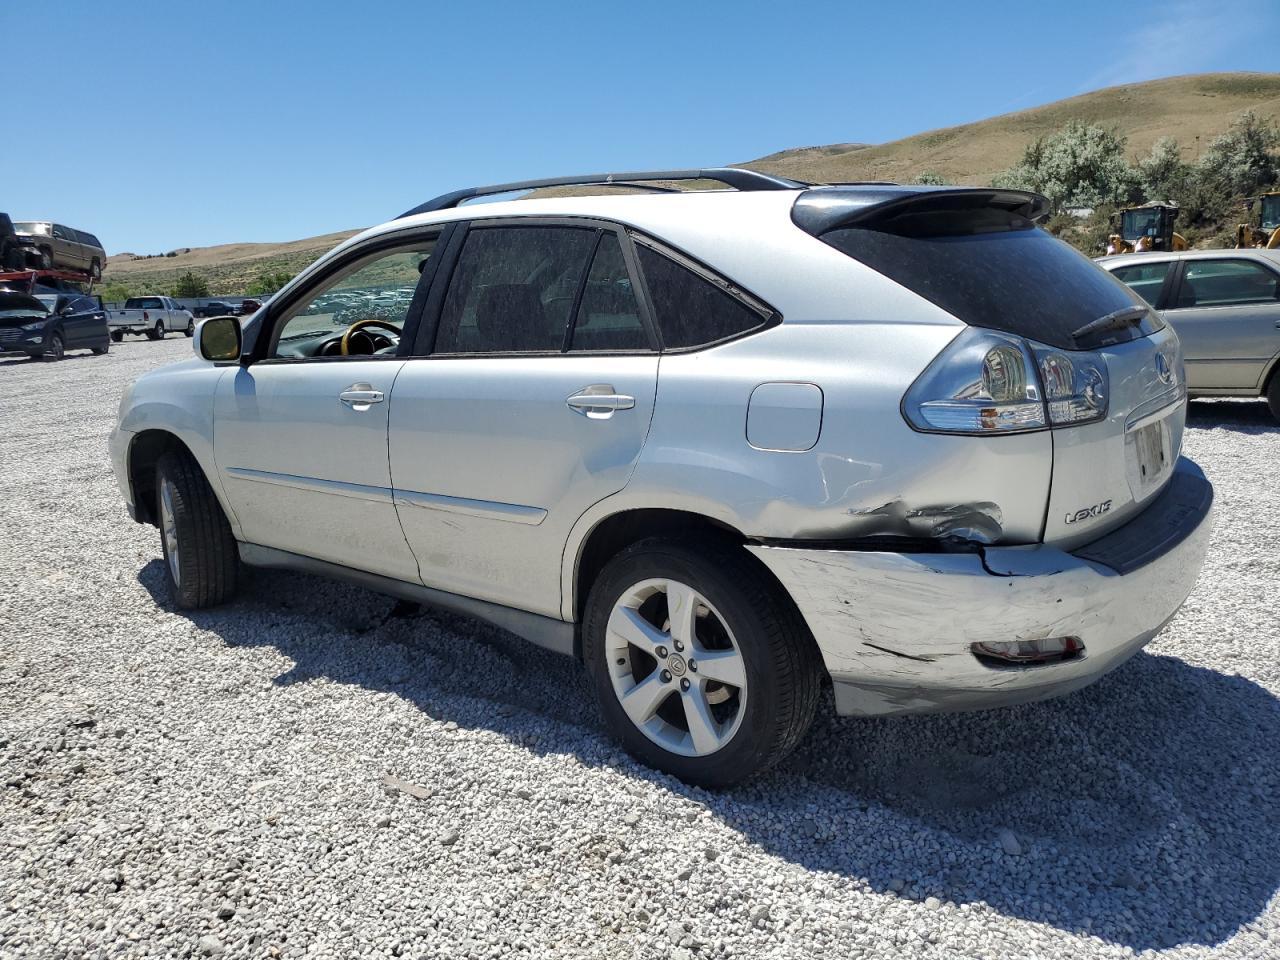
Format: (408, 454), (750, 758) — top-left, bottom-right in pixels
(185, 318), (195, 337)
(39, 247), (54, 269)
(110, 330), (124, 342)
(155, 449), (239, 610)
(583, 538), (823, 788)
(147, 320), (165, 341)
(90, 258), (101, 281)
(91, 343), (109, 355)
(1267, 371), (1280, 422)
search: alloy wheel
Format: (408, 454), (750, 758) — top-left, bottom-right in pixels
(160, 477), (182, 588)
(605, 578), (747, 757)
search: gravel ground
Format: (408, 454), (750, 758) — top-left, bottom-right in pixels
(1, 337), (1278, 960)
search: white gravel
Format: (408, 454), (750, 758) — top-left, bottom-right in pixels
(2, 337), (1278, 960)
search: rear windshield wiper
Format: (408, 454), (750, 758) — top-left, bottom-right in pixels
(1070, 304), (1150, 345)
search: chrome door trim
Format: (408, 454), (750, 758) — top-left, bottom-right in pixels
(237, 542), (574, 656)
(224, 467), (395, 504)
(392, 488), (548, 525)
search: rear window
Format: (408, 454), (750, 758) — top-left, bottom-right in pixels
(819, 209), (1150, 350)
(125, 297), (164, 309)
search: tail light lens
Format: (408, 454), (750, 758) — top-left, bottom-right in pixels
(1032, 347), (1108, 426)
(904, 328), (1110, 435)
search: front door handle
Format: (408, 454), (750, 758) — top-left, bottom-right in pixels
(566, 385), (635, 419)
(339, 383), (384, 410)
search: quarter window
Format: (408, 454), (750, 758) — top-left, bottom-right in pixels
(1111, 261), (1172, 305)
(1177, 259), (1280, 307)
(435, 226), (597, 354)
(634, 242), (770, 349)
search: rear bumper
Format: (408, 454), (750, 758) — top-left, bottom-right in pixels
(748, 457), (1214, 717)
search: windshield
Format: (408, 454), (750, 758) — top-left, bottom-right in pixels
(14, 222), (51, 236)
(1261, 196), (1280, 232)
(35, 295), (58, 310)
(1121, 209), (1163, 241)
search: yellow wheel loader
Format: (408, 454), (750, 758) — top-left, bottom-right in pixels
(1235, 192), (1280, 249)
(1105, 202), (1187, 255)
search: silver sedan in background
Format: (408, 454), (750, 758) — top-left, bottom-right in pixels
(1099, 248), (1280, 419)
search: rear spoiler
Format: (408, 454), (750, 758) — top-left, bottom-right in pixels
(792, 186), (1050, 236)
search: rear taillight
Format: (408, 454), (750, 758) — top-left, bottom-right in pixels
(903, 328), (1110, 435)
(1031, 346), (1108, 426)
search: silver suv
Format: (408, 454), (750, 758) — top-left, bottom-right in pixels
(110, 169), (1214, 786)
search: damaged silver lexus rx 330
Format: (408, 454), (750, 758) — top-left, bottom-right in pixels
(110, 168), (1214, 786)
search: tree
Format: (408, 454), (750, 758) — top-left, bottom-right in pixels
(97, 281), (134, 305)
(994, 122), (1140, 211)
(1136, 137), (1188, 202)
(1197, 111), (1280, 199)
(246, 270), (293, 296)
(173, 271), (210, 298)
(912, 172), (949, 185)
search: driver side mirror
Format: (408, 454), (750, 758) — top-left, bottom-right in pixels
(196, 315), (242, 362)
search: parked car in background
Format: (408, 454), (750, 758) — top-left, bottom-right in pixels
(111, 169), (1214, 786)
(193, 300), (240, 319)
(0, 289), (109, 360)
(1099, 248), (1280, 420)
(108, 296), (194, 341)
(11, 221), (107, 279)
(237, 297), (263, 316)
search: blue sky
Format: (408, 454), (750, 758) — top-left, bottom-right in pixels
(5, 0), (1278, 253)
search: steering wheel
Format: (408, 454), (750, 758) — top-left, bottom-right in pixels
(340, 318), (402, 356)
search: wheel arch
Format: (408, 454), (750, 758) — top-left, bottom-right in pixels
(566, 506), (818, 665)
(126, 430), (201, 527)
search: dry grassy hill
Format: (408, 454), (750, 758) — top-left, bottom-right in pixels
(748, 73), (1280, 185)
(103, 72), (1280, 295)
(103, 230), (360, 296)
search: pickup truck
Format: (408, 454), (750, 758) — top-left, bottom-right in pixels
(108, 296), (195, 341)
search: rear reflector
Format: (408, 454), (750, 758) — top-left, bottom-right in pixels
(972, 636), (1083, 666)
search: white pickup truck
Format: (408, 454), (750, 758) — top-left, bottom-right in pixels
(107, 296), (194, 342)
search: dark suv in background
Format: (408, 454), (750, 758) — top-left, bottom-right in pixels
(0, 290), (110, 360)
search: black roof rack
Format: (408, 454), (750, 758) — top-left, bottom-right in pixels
(397, 167), (807, 219)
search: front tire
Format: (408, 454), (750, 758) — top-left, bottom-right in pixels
(1267, 371), (1280, 422)
(91, 342), (109, 355)
(42, 332), (64, 362)
(90, 258), (101, 281)
(155, 450), (240, 609)
(583, 538), (823, 788)
(185, 318), (195, 337)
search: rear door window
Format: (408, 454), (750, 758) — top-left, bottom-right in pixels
(569, 233), (649, 352)
(1175, 259), (1280, 307)
(434, 226), (596, 354)
(1110, 261), (1173, 306)
(820, 210), (1148, 350)
(633, 240), (772, 349)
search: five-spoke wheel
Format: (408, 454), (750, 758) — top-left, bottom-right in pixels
(585, 538), (822, 787)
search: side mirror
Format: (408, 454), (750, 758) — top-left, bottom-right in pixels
(195, 315), (242, 362)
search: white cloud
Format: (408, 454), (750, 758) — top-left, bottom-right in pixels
(1082, 0), (1262, 91)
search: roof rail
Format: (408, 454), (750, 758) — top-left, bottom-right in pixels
(397, 168), (807, 219)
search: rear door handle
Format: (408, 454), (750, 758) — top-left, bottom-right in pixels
(566, 386), (635, 419)
(339, 383), (384, 409)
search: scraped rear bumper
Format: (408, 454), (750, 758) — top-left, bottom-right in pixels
(748, 457), (1214, 717)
